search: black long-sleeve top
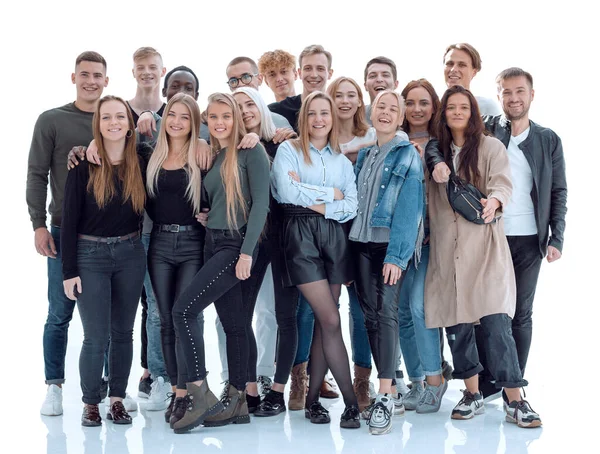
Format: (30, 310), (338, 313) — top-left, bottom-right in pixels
(146, 167), (198, 226)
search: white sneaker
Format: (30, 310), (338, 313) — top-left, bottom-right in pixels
(123, 393), (138, 412)
(145, 377), (171, 411)
(395, 377), (410, 396)
(41, 384), (63, 416)
(368, 394), (394, 435)
(368, 381), (377, 400)
(391, 393), (405, 415)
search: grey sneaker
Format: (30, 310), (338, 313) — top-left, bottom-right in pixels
(391, 393), (405, 415)
(416, 378), (448, 414)
(395, 377), (410, 396)
(505, 400), (542, 428)
(403, 381), (425, 411)
(451, 390), (484, 420)
(368, 394), (393, 435)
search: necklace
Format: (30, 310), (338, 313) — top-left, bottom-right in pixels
(408, 131), (430, 140)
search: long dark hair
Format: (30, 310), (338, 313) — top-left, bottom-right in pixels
(435, 85), (484, 187)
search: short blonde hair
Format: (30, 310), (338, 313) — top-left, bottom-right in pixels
(299, 44), (332, 69)
(133, 46), (162, 63)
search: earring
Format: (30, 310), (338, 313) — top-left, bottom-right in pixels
(126, 129), (133, 138)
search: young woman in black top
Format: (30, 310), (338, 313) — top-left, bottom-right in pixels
(61, 95), (147, 427)
(171, 93), (270, 434)
(144, 93), (205, 427)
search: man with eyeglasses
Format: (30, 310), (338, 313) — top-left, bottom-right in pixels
(225, 56), (291, 129)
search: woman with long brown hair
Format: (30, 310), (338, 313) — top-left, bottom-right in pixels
(170, 92), (270, 434)
(61, 95), (147, 427)
(425, 85), (542, 428)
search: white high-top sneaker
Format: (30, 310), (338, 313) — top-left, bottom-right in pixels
(145, 377), (171, 411)
(41, 384), (63, 416)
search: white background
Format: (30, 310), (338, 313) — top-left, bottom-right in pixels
(0, 0), (597, 452)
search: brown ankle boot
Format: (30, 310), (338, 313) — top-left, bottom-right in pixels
(288, 362), (308, 411)
(203, 383), (250, 427)
(172, 381), (224, 434)
(353, 365), (372, 412)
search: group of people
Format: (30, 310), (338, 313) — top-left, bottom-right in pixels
(27, 42), (567, 436)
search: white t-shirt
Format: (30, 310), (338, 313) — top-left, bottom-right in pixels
(340, 127), (377, 162)
(503, 127), (537, 235)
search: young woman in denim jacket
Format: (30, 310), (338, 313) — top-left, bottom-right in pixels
(349, 90), (424, 435)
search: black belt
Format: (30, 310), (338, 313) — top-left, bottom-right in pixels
(281, 204), (322, 217)
(153, 224), (203, 233)
(78, 231), (139, 244)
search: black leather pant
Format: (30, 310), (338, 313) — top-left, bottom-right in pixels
(353, 241), (404, 379)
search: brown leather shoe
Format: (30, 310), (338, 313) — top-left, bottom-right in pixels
(353, 365), (372, 411)
(172, 381), (224, 434)
(203, 383), (250, 427)
(319, 376), (339, 399)
(81, 404), (102, 427)
(288, 362), (308, 411)
(106, 401), (132, 425)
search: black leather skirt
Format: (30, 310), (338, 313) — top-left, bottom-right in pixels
(280, 204), (353, 287)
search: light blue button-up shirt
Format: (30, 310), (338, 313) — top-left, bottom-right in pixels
(271, 140), (358, 223)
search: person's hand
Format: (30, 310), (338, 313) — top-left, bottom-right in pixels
(195, 208), (209, 227)
(333, 188), (345, 200)
(196, 140), (213, 171)
(411, 142), (424, 158)
(137, 112), (157, 137)
(432, 162), (451, 183)
(235, 254), (252, 280)
(86, 140), (101, 166)
(63, 277), (82, 300)
(382, 263), (402, 285)
(238, 132), (260, 149)
(480, 197), (501, 223)
(67, 146), (87, 169)
(272, 127), (297, 144)
(547, 245), (562, 263)
(34, 227), (57, 258)
(288, 170), (300, 182)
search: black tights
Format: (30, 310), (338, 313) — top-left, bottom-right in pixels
(298, 279), (357, 408)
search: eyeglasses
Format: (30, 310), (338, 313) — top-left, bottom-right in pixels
(227, 73), (258, 89)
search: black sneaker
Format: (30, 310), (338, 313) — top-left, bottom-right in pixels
(164, 393), (176, 423)
(304, 401), (330, 424)
(246, 393), (261, 414)
(254, 391), (286, 417)
(138, 375), (153, 399)
(340, 404), (361, 429)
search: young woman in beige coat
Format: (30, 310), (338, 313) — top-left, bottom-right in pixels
(424, 86), (541, 429)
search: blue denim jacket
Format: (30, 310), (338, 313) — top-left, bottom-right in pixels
(355, 139), (425, 269)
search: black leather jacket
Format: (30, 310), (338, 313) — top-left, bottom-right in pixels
(425, 115), (567, 258)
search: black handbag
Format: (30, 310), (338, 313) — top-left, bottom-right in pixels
(446, 162), (496, 225)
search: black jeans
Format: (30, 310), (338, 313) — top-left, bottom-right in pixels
(148, 227), (205, 389)
(477, 235), (542, 385)
(353, 241), (404, 380)
(172, 228), (257, 391)
(446, 313), (527, 389)
(76, 237), (146, 404)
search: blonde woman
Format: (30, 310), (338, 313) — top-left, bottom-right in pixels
(171, 93), (270, 434)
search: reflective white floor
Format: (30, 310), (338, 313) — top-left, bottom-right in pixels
(5, 257), (593, 454)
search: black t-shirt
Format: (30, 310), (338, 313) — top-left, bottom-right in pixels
(146, 167), (198, 226)
(127, 102), (166, 126)
(268, 95), (302, 133)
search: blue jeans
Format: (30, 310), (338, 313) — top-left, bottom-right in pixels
(294, 286), (372, 369)
(398, 245), (442, 381)
(141, 233), (168, 380)
(43, 226), (77, 384)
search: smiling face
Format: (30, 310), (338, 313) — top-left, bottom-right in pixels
(226, 61), (261, 91)
(333, 80), (362, 122)
(445, 93), (471, 133)
(299, 53), (332, 95)
(233, 92), (261, 135)
(164, 70), (198, 101)
(404, 86), (434, 131)
(364, 63), (398, 102)
(306, 97), (333, 142)
(132, 55), (165, 90)
(99, 100), (129, 142)
(497, 75), (534, 121)
(207, 101), (234, 146)
(165, 102), (192, 140)
(444, 48), (478, 89)
(264, 65), (297, 100)
(72, 61), (108, 105)
(372, 93), (402, 135)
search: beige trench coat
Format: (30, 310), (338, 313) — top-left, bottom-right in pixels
(425, 135), (516, 328)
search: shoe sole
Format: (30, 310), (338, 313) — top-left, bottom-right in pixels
(173, 401), (225, 434)
(305, 412), (330, 424)
(81, 420), (102, 427)
(505, 415), (543, 428)
(416, 406), (441, 414)
(451, 407), (485, 420)
(106, 413), (132, 424)
(254, 407), (287, 417)
(138, 392), (150, 399)
(393, 406), (405, 416)
(41, 410), (63, 416)
(369, 424), (392, 435)
(203, 414), (251, 427)
(340, 421), (361, 429)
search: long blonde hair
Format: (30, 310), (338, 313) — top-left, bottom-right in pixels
(326, 77), (369, 138)
(291, 91), (340, 164)
(207, 92), (247, 229)
(232, 87), (277, 142)
(146, 93), (202, 213)
(89, 95), (145, 213)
